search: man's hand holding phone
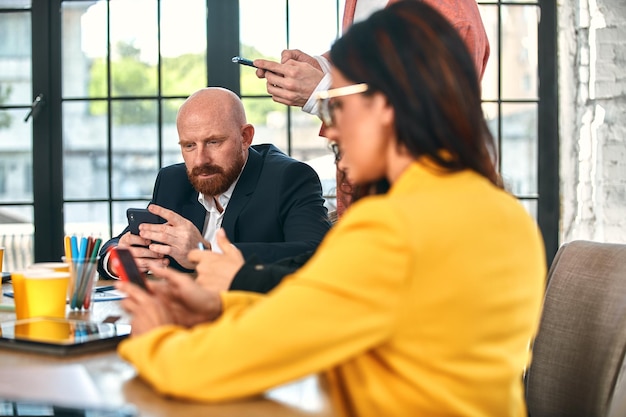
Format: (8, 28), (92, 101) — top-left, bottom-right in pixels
(128, 204), (208, 271)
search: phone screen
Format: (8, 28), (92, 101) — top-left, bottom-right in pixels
(126, 208), (165, 235)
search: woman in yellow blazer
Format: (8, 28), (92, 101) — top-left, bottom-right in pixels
(116, 2), (546, 416)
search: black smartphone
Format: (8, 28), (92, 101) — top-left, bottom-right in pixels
(231, 55), (256, 68)
(109, 247), (149, 291)
(126, 208), (165, 235)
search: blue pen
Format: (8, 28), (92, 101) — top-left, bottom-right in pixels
(70, 236), (79, 260)
(78, 237), (88, 260)
(198, 242), (206, 250)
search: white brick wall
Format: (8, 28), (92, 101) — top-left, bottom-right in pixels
(559, 0), (626, 244)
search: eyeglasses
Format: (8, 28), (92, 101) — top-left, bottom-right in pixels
(328, 142), (341, 163)
(316, 83), (369, 128)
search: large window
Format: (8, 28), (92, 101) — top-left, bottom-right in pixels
(0, 0), (558, 268)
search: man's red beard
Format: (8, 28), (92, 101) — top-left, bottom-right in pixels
(187, 155), (244, 196)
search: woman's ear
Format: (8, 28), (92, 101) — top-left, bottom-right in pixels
(374, 93), (395, 127)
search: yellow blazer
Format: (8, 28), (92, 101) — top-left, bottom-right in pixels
(119, 161), (546, 417)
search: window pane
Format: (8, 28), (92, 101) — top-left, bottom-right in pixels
(243, 97), (288, 151)
(63, 1), (108, 99)
(112, 200), (150, 238)
(482, 101), (500, 152)
(240, 0), (286, 59)
(500, 103), (537, 196)
(519, 199), (537, 221)
(0, 11), (31, 105)
(479, 4), (498, 101)
(291, 110), (327, 161)
(161, 98), (184, 166)
(501, 5), (538, 100)
(160, 0), (207, 96)
(0, 109), (32, 202)
(110, 0), (158, 97)
(239, 0), (285, 96)
(63, 101), (108, 199)
(0, 205), (34, 271)
(239, 0), (342, 179)
(288, 0), (341, 54)
(64, 202), (109, 239)
(111, 99), (158, 199)
(0, 0), (31, 7)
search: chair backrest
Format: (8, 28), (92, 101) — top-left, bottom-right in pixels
(525, 240), (626, 417)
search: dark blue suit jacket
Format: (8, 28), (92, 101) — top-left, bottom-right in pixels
(99, 144), (331, 288)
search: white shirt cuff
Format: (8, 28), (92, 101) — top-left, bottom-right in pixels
(314, 55), (332, 74)
(302, 72), (332, 117)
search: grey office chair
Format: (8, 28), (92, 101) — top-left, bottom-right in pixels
(525, 240), (626, 417)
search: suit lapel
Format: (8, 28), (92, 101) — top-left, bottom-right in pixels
(221, 147), (263, 237)
(180, 189), (207, 232)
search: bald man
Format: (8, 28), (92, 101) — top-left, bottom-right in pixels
(98, 87), (331, 290)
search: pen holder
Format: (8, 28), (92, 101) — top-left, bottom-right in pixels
(65, 257), (100, 311)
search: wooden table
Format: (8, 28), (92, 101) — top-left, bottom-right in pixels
(0, 281), (333, 417)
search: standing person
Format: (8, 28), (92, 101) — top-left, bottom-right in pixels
(254, 0), (490, 216)
(98, 87), (331, 288)
(254, 0), (489, 115)
(117, 3), (545, 416)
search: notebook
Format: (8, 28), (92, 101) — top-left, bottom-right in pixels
(0, 317), (131, 356)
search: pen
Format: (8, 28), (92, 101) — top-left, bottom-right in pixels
(231, 56), (255, 68)
(95, 285), (115, 293)
(198, 242), (206, 250)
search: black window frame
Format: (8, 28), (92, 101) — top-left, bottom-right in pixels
(10, 0), (558, 264)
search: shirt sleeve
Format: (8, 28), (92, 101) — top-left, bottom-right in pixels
(117, 198), (412, 402)
(302, 56), (332, 116)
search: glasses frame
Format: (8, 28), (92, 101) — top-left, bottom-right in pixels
(316, 83), (369, 127)
(328, 142), (341, 163)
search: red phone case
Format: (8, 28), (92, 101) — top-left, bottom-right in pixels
(109, 248), (149, 291)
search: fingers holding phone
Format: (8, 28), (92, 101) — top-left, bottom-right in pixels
(115, 232), (168, 275)
(127, 208), (165, 235)
(134, 205), (206, 270)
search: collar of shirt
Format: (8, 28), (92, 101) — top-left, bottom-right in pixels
(197, 156), (248, 214)
(197, 156), (248, 249)
(198, 178), (237, 215)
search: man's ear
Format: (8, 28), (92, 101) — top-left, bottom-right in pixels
(241, 123), (254, 147)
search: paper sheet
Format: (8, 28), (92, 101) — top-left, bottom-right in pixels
(0, 363), (104, 408)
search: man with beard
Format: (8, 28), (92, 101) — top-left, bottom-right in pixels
(97, 87), (331, 290)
